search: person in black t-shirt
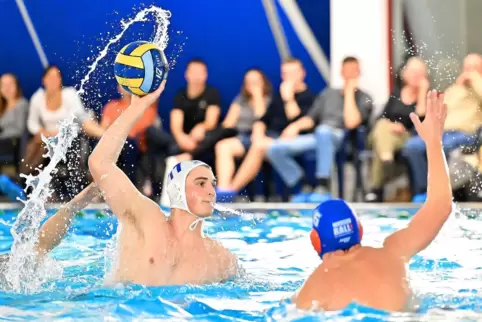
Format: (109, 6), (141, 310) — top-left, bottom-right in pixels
(146, 59), (221, 160)
(365, 57), (429, 202)
(216, 58), (314, 198)
(170, 59), (221, 156)
(144, 59), (221, 200)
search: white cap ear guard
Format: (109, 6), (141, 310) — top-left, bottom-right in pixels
(166, 160), (211, 215)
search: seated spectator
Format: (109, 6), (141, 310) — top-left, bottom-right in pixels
(402, 53), (482, 201)
(447, 146), (482, 200)
(0, 73), (29, 201)
(365, 57), (429, 202)
(266, 56), (373, 202)
(0, 73), (28, 165)
(173, 69), (270, 163)
(215, 68), (272, 189)
(22, 65), (104, 176)
(100, 84), (157, 185)
(146, 58), (221, 201)
(170, 58), (221, 160)
(216, 58), (315, 199)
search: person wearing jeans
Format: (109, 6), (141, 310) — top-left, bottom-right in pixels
(268, 124), (345, 187)
(402, 53), (482, 201)
(403, 131), (477, 198)
(365, 57), (429, 202)
(267, 57), (373, 202)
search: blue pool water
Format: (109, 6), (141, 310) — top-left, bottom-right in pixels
(0, 205), (481, 321)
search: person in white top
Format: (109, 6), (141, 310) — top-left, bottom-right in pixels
(22, 65), (104, 176)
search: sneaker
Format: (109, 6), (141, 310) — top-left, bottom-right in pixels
(216, 189), (237, 203)
(306, 192), (332, 203)
(365, 189), (383, 202)
(291, 192), (310, 203)
(412, 193), (427, 203)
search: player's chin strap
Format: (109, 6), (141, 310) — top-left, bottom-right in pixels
(189, 216), (206, 238)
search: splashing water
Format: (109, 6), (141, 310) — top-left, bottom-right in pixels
(392, 29), (462, 91)
(78, 6), (171, 98)
(4, 116), (80, 293)
(3, 6), (172, 294)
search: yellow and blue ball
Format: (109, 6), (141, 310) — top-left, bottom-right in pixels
(114, 41), (169, 97)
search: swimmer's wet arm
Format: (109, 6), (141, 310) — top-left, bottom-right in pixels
(89, 83), (165, 219)
(383, 140), (452, 259)
(35, 183), (100, 257)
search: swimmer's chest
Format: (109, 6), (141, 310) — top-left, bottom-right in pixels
(151, 239), (228, 285)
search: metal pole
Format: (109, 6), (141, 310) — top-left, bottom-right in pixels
(15, 0), (49, 68)
(261, 0), (291, 61)
(277, 0), (331, 84)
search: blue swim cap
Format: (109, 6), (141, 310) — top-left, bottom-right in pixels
(310, 199), (363, 258)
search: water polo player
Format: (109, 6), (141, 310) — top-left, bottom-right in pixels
(293, 91), (453, 312)
(88, 80), (238, 286)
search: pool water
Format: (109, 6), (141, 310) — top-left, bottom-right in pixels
(0, 206), (482, 321)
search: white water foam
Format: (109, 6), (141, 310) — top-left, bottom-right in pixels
(4, 116), (79, 293)
(78, 6), (171, 98)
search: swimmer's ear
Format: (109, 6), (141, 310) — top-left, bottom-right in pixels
(358, 222), (364, 240)
(310, 229), (322, 255)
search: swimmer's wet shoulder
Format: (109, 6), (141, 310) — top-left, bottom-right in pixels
(295, 246), (411, 311)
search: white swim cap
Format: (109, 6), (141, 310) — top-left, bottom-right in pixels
(166, 160), (212, 231)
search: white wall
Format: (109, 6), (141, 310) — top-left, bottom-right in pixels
(330, 0), (390, 115)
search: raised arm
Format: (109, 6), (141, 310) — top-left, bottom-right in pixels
(35, 183), (100, 257)
(383, 91), (452, 260)
(88, 82), (166, 221)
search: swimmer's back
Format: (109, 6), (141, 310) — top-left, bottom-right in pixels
(294, 246), (410, 311)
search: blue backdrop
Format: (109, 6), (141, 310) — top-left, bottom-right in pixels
(0, 0), (330, 129)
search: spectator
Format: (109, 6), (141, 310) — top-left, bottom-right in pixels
(22, 65), (104, 175)
(169, 58), (221, 161)
(146, 58), (221, 201)
(173, 70), (271, 164)
(365, 57), (429, 202)
(215, 68), (272, 189)
(266, 56), (373, 202)
(216, 58), (315, 199)
(100, 84), (157, 185)
(145, 59), (221, 161)
(402, 53), (482, 201)
(0, 73), (28, 164)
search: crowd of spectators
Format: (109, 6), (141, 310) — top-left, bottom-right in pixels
(2, 53), (482, 203)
